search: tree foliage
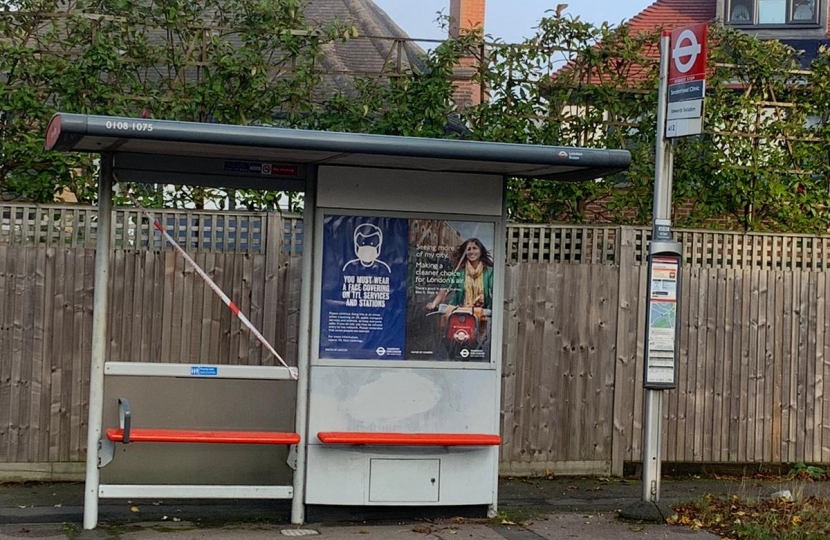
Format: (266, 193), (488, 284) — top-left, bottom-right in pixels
(467, 14), (830, 232)
(1, 0), (356, 210)
(2, 2), (830, 232)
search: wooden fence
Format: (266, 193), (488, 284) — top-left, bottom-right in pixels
(0, 205), (292, 470)
(501, 226), (830, 475)
(1, 204), (829, 478)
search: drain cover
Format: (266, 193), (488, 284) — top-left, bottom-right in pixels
(281, 529), (320, 537)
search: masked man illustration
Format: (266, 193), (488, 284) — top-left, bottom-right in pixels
(342, 222), (391, 273)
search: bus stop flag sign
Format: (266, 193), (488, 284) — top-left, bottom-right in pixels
(666, 24), (707, 138)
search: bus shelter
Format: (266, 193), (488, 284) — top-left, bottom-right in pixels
(44, 113), (630, 529)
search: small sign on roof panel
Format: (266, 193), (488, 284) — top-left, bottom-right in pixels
(190, 366), (218, 377)
(223, 161), (300, 176)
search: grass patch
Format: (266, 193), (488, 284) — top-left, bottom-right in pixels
(670, 493), (830, 540)
(789, 463), (828, 482)
(61, 522), (84, 540)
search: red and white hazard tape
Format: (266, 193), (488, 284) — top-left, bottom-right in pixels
(126, 191), (298, 380)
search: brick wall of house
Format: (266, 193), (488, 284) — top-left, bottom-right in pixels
(581, 194), (743, 230)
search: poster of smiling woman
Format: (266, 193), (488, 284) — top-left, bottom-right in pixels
(406, 220), (495, 362)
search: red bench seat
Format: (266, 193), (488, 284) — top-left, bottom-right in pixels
(106, 428), (300, 445)
(317, 432), (501, 446)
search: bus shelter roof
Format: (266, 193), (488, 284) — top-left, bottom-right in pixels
(45, 113), (630, 189)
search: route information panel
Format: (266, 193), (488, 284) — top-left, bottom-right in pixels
(645, 256), (679, 387)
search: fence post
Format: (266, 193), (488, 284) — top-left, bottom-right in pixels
(611, 226), (636, 476)
(262, 212), (284, 364)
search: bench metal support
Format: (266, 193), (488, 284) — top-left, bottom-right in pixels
(98, 484), (293, 499)
(97, 439), (115, 468)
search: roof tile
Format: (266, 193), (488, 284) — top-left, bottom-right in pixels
(626, 0), (716, 33)
(305, 0), (423, 74)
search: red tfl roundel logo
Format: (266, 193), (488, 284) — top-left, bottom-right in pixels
(672, 30), (700, 74)
(668, 24), (707, 85)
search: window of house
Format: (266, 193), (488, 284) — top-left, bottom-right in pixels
(727, 0), (820, 25)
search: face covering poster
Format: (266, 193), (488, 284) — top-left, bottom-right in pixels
(319, 216), (409, 360)
(319, 214), (495, 362)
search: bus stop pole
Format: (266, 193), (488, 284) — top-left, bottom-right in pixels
(644, 31), (673, 508)
(83, 153), (114, 529)
(621, 31), (674, 522)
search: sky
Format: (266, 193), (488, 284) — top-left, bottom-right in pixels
(372, 0), (656, 45)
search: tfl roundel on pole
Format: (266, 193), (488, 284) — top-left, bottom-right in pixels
(668, 24), (707, 85)
(665, 23), (707, 139)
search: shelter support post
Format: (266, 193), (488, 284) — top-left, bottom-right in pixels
(84, 153), (114, 530)
(488, 182), (509, 519)
(291, 172), (316, 524)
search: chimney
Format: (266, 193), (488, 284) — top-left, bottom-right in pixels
(449, 0), (485, 37)
(449, 0), (486, 109)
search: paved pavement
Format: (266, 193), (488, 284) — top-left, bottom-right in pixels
(1, 518), (719, 540)
(4, 475), (825, 540)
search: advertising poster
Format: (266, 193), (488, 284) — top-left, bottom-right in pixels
(319, 215), (495, 362)
(406, 220), (496, 362)
(319, 216), (408, 360)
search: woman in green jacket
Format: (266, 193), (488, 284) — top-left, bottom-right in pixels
(426, 237), (494, 311)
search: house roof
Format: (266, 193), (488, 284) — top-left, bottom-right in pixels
(8, 1), (424, 94)
(626, 0), (830, 42)
(625, 0), (716, 33)
(552, 0), (717, 88)
(305, 0), (425, 88)
(560, 0), (830, 87)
